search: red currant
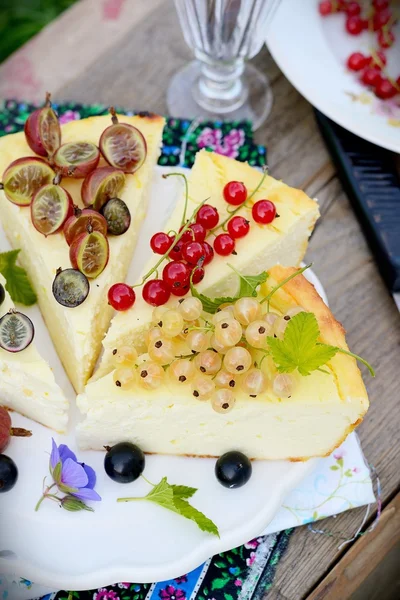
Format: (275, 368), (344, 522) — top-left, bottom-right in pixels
(196, 204), (219, 230)
(191, 266), (205, 285)
(202, 241), (214, 265)
(150, 232), (173, 255)
(378, 29), (394, 49)
(361, 67), (383, 87)
(223, 181), (247, 206)
(373, 0), (389, 9)
(346, 2), (361, 16)
(373, 8), (391, 31)
(347, 52), (367, 71)
(142, 279), (171, 306)
(346, 16), (365, 35)
(179, 226), (195, 245)
(213, 234), (235, 256)
(169, 241), (183, 261)
(108, 283), (136, 311)
(188, 222), (206, 243)
(252, 200), (276, 224)
(374, 78), (398, 99)
(372, 50), (387, 68)
(318, 0), (332, 15)
(181, 241), (205, 265)
(162, 261), (191, 291)
(227, 216), (250, 239)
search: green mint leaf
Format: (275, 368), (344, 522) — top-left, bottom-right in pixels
(267, 312), (338, 376)
(145, 477), (175, 509)
(0, 250), (37, 306)
(171, 496), (220, 537)
(228, 265), (268, 297)
(190, 282), (236, 315)
(190, 268), (267, 315)
(170, 484), (197, 499)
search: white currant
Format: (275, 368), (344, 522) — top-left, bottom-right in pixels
(240, 368), (269, 396)
(191, 374), (215, 400)
(194, 350), (222, 375)
(245, 320), (270, 349)
(138, 361), (164, 390)
(211, 389), (236, 413)
(113, 366), (136, 389)
(179, 297), (203, 321)
(234, 297), (261, 325)
(168, 358), (196, 384)
(112, 345), (138, 366)
(214, 369), (237, 390)
(223, 346), (253, 374)
(272, 373), (294, 397)
(214, 318), (242, 347)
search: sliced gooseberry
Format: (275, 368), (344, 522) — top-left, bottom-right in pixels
(101, 198), (131, 235)
(52, 268), (90, 308)
(0, 157), (55, 206)
(70, 229), (109, 279)
(0, 310), (34, 353)
(24, 92), (61, 158)
(81, 166), (125, 210)
(99, 108), (147, 173)
(53, 142), (100, 178)
(31, 178), (73, 236)
(63, 208), (108, 246)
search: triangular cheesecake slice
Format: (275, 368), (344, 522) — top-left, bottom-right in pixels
(94, 150), (320, 380)
(77, 266), (369, 458)
(0, 114), (165, 392)
(0, 274), (69, 431)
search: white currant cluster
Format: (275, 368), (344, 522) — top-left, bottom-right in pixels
(112, 296), (305, 413)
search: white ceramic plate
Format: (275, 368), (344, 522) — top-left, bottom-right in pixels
(0, 167), (322, 590)
(267, 0), (400, 153)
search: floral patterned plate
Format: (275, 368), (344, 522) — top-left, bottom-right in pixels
(267, 0), (400, 153)
(0, 167), (317, 590)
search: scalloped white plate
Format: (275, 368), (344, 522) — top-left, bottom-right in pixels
(0, 167), (322, 590)
(267, 0), (400, 153)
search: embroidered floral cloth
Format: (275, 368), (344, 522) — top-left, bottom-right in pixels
(0, 101), (375, 600)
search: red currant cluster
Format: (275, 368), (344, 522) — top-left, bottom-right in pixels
(108, 176), (277, 312)
(319, 0), (400, 100)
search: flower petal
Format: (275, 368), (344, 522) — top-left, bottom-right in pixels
(50, 438), (60, 470)
(80, 463), (96, 489)
(72, 487), (101, 502)
(59, 444), (77, 464)
(61, 458), (88, 489)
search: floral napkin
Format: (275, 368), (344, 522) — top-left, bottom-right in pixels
(0, 101), (375, 600)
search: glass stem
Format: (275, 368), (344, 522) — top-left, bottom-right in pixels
(195, 53), (247, 113)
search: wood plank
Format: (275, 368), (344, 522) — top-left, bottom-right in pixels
(0, 0), (165, 102)
(306, 494), (400, 600)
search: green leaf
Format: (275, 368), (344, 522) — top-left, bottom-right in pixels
(228, 265), (268, 297)
(118, 477), (219, 537)
(170, 484), (197, 499)
(171, 497), (220, 537)
(330, 465), (339, 471)
(267, 312), (338, 376)
(190, 268), (267, 315)
(0, 250), (37, 305)
(344, 469), (352, 477)
(337, 458), (344, 467)
(224, 594), (234, 600)
(211, 578), (229, 591)
(214, 561), (226, 569)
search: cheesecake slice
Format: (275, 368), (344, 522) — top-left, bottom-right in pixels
(0, 113), (165, 392)
(0, 274), (69, 431)
(94, 150), (320, 380)
(77, 266), (369, 459)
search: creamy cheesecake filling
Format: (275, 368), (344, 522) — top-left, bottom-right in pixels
(0, 275), (68, 431)
(77, 368), (365, 459)
(0, 115), (165, 392)
(94, 150), (320, 380)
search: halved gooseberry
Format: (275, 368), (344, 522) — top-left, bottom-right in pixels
(24, 92), (61, 158)
(31, 178), (74, 236)
(81, 166), (125, 210)
(99, 108), (147, 174)
(0, 310), (34, 352)
(102, 198), (131, 235)
(63, 208), (108, 246)
(0, 157), (55, 206)
(53, 268), (89, 308)
(70, 229), (109, 279)
(53, 142), (100, 178)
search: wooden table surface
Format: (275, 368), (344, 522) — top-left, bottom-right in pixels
(1, 1), (399, 598)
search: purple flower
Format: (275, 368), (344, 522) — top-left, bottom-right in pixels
(245, 537), (262, 550)
(234, 579), (242, 587)
(50, 439), (101, 502)
(58, 110), (80, 125)
(333, 450), (345, 461)
(159, 585), (186, 600)
(174, 576), (188, 584)
(246, 551), (256, 567)
(93, 589), (120, 600)
(117, 583), (131, 589)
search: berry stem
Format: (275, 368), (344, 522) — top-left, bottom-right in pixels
(210, 167), (268, 234)
(45, 91), (52, 107)
(10, 427), (32, 438)
(109, 106), (119, 125)
(320, 344), (375, 377)
(163, 172), (189, 227)
(260, 263), (312, 310)
(132, 198), (209, 288)
(35, 482), (57, 512)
